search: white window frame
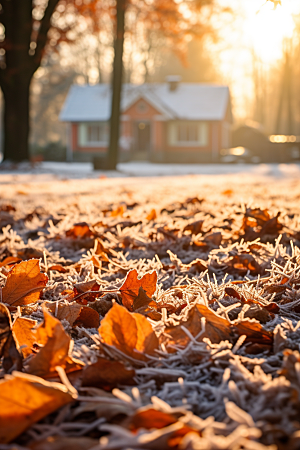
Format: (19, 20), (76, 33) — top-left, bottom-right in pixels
(168, 121), (208, 147)
(78, 122), (109, 147)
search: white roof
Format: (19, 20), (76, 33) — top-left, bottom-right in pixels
(60, 83), (230, 122)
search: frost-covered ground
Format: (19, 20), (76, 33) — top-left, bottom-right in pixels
(2, 165), (300, 450)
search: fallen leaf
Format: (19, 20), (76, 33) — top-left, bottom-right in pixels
(183, 220), (204, 234)
(12, 317), (37, 358)
(2, 259), (48, 306)
(82, 357), (135, 389)
(133, 286), (154, 310)
(146, 209), (157, 221)
(0, 256), (22, 268)
(27, 306), (84, 378)
(164, 304), (232, 351)
(74, 306), (100, 328)
(0, 304), (22, 372)
(47, 264), (67, 273)
(45, 301), (82, 327)
(128, 408), (177, 432)
(94, 238), (110, 262)
(110, 205), (125, 217)
(120, 269), (157, 311)
(99, 303), (159, 361)
(66, 222), (94, 239)
(0, 371), (75, 444)
(29, 437), (98, 450)
(74, 279), (101, 304)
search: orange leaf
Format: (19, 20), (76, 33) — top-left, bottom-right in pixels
(110, 205), (125, 217)
(164, 304), (232, 351)
(66, 222), (94, 239)
(0, 372), (75, 444)
(47, 264), (67, 273)
(2, 259), (48, 306)
(82, 357), (135, 390)
(99, 303), (159, 361)
(12, 317), (37, 358)
(0, 256), (22, 268)
(146, 209), (157, 221)
(27, 307), (84, 378)
(120, 269), (157, 311)
(129, 408), (177, 432)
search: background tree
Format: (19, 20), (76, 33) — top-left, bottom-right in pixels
(0, 0), (63, 162)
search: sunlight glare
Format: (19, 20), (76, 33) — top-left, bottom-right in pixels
(245, 0), (296, 63)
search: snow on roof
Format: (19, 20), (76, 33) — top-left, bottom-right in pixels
(59, 83), (230, 122)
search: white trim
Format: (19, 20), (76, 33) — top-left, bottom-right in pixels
(168, 121), (208, 147)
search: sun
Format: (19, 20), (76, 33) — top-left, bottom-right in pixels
(244, 0), (298, 63)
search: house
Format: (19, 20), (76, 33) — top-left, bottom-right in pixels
(59, 78), (232, 163)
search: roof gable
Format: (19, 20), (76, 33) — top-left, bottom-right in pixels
(60, 83), (230, 122)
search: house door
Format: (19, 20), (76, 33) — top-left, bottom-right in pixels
(135, 121), (151, 159)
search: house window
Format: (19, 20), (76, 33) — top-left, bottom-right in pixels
(78, 122), (109, 147)
(177, 123), (198, 143)
(168, 121), (208, 147)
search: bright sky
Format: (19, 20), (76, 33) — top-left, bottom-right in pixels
(214, 0), (300, 120)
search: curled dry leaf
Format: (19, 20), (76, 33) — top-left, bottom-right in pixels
(82, 357), (135, 390)
(0, 304), (22, 372)
(120, 269), (157, 311)
(99, 303), (159, 361)
(12, 317), (37, 358)
(45, 301), (82, 327)
(2, 259), (48, 306)
(0, 371), (75, 444)
(26, 306), (84, 378)
(47, 264), (67, 273)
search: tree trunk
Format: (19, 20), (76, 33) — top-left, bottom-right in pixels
(2, 77), (31, 162)
(107, 0), (126, 170)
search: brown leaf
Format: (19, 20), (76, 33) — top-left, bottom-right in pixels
(66, 222), (94, 239)
(183, 220), (204, 234)
(45, 301), (82, 326)
(120, 269), (157, 311)
(227, 254), (263, 276)
(133, 286), (154, 310)
(234, 318), (273, 347)
(27, 306), (84, 378)
(146, 209), (157, 221)
(0, 372), (75, 444)
(2, 259), (48, 306)
(182, 258), (207, 274)
(12, 317), (37, 358)
(0, 304), (22, 372)
(74, 306), (100, 328)
(82, 357), (135, 389)
(74, 279), (101, 303)
(94, 238), (110, 262)
(99, 303), (159, 361)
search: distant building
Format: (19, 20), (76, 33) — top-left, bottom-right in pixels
(59, 78), (232, 163)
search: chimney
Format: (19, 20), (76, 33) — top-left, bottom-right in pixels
(165, 75), (181, 92)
